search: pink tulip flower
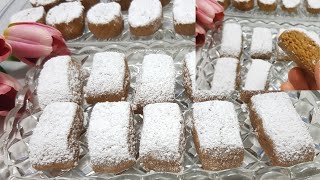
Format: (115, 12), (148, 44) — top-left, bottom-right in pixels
(0, 72), (21, 117)
(0, 36), (12, 63)
(4, 22), (70, 66)
(196, 0), (224, 46)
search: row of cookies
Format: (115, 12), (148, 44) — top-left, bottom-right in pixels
(11, 0), (195, 40)
(35, 51), (269, 110)
(29, 92), (315, 172)
(37, 52), (186, 113)
(29, 0), (171, 12)
(219, 0), (320, 14)
(220, 22), (320, 61)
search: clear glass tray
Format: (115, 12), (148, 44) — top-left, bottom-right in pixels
(1, 42), (320, 180)
(196, 17), (320, 91)
(0, 0), (193, 44)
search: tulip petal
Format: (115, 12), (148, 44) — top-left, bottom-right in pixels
(196, 8), (213, 25)
(0, 72), (21, 91)
(0, 36), (12, 62)
(196, 0), (217, 19)
(52, 36), (71, 56)
(7, 39), (53, 58)
(14, 56), (38, 66)
(10, 22), (64, 40)
(5, 24), (53, 47)
(208, 0), (224, 12)
(196, 23), (206, 46)
(0, 84), (11, 95)
(0, 88), (18, 117)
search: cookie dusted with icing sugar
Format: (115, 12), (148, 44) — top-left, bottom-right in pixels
(139, 103), (185, 172)
(10, 7), (46, 24)
(128, 0), (163, 36)
(232, 0), (254, 11)
(85, 52), (130, 104)
(37, 56), (83, 109)
(192, 101), (244, 170)
(243, 59), (272, 91)
(30, 0), (62, 11)
(306, 0), (320, 14)
(210, 57), (240, 97)
(65, 0), (99, 11)
(173, 0), (195, 36)
(88, 102), (136, 173)
(133, 54), (175, 113)
(29, 102), (84, 170)
(249, 92), (315, 166)
(281, 0), (301, 12)
(87, 3), (124, 39)
(183, 51), (197, 101)
(46, 1), (85, 40)
(220, 23), (242, 58)
(258, 0), (277, 11)
(250, 27), (273, 59)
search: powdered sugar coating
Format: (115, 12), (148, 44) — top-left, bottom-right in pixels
(87, 2), (122, 24)
(282, 0), (300, 8)
(234, 0), (250, 2)
(88, 102), (136, 167)
(259, 0), (276, 4)
(173, 0), (195, 25)
(37, 56), (82, 109)
(193, 101), (243, 150)
(307, 0), (320, 8)
(46, 2), (84, 25)
(29, 102), (82, 167)
(128, 0), (162, 28)
(140, 103), (184, 161)
(30, 0), (57, 6)
(133, 54), (175, 109)
(10, 7), (45, 23)
(184, 51), (196, 89)
(250, 27), (272, 58)
(211, 57), (239, 95)
(85, 52), (126, 98)
(244, 59), (272, 90)
(251, 92), (315, 163)
(220, 23), (242, 58)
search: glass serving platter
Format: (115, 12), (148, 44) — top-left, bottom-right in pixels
(1, 42), (320, 180)
(224, 0), (320, 24)
(196, 17), (320, 91)
(0, 0), (193, 44)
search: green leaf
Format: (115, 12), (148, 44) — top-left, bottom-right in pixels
(0, 66), (7, 73)
(8, 56), (20, 62)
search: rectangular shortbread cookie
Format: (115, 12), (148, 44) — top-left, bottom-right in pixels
(220, 23), (242, 58)
(192, 100), (244, 170)
(249, 92), (315, 166)
(37, 56), (83, 109)
(85, 52), (130, 104)
(250, 27), (273, 59)
(277, 28), (320, 61)
(139, 103), (185, 172)
(243, 59), (272, 90)
(133, 54), (175, 113)
(88, 102), (136, 173)
(211, 57), (239, 96)
(29, 102), (83, 170)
